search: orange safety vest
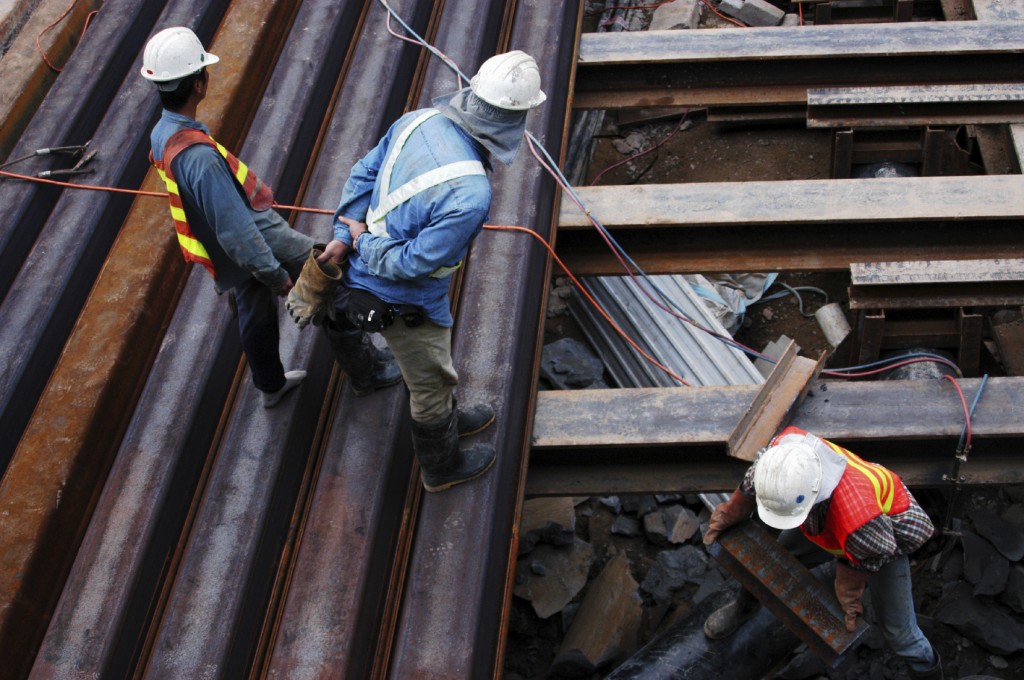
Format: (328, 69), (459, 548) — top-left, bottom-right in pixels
(151, 129), (274, 278)
(772, 426), (911, 565)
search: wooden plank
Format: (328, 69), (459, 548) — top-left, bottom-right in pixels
(558, 176), (1024, 229)
(531, 377), (1021, 448)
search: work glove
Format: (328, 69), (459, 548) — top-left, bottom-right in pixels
(703, 488), (756, 546)
(834, 561), (871, 632)
(286, 244), (343, 329)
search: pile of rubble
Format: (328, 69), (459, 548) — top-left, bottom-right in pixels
(505, 486), (1024, 679)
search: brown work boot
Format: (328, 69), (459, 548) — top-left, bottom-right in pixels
(703, 591), (760, 640)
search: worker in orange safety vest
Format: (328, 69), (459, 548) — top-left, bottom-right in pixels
(703, 426), (942, 680)
(141, 26), (401, 407)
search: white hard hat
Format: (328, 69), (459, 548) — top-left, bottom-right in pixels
(140, 27), (219, 91)
(753, 440), (823, 530)
(470, 50), (546, 111)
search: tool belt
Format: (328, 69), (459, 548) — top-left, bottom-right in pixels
(345, 288), (424, 332)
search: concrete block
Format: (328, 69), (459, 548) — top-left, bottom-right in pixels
(737, 0), (785, 26)
(718, 0), (745, 20)
(650, 0), (702, 30)
(782, 11), (801, 26)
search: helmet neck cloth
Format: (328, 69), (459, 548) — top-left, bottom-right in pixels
(432, 88), (528, 166)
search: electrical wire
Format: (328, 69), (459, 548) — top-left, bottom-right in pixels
(3, 0), (970, 388)
(589, 111), (690, 186)
(36, 0), (99, 73)
(755, 283), (829, 317)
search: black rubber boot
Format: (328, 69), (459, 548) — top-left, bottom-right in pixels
(323, 319), (403, 396)
(412, 411), (496, 493)
(454, 396), (495, 438)
(907, 649), (943, 680)
(703, 589), (760, 640)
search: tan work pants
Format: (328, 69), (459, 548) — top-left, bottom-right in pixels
(380, 320), (458, 425)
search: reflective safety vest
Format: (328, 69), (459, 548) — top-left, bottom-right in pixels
(366, 109), (486, 278)
(151, 129), (274, 278)
(773, 426), (911, 565)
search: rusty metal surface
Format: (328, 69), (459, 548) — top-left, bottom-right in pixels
(0, 0), (169, 301)
(385, 2), (581, 676)
(138, 2), (385, 677)
(0, 0), (104, 161)
(710, 522), (868, 666)
(262, 0), (509, 676)
(0, 3), (235, 675)
(24, 3), (304, 678)
(574, 22), (1024, 110)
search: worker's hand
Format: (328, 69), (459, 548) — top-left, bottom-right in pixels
(703, 488), (756, 546)
(318, 239), (350, 265)
(338, 216), (368, 244)
(834, 562), (871, 632)
(273, 276), (294, 297)
(287, 244), (343, 329)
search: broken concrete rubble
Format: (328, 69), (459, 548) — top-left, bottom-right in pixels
(508, 488), (1024, 678)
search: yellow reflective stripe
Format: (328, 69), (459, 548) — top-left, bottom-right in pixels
(826, 440), (894, 513)
(213, 140), (249, 185)
(170, 206), (187, 222)
(430, 260), (463, 278)
(177, 232), (210, 259)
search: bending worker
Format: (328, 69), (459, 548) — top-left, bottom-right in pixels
(313, 51), (546, 492)
(141, 26), (400, 407)
(703, 426), (942, 680)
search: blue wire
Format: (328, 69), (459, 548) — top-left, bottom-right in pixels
(376, 0), (964, 378)
(957, 374), (988, 450)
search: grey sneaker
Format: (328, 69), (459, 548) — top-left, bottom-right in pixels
(262, 370), (306, 408)
(703, 594), (760, 640)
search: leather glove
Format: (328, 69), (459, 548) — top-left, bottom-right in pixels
(286, 244), (343, 329)
(834, 561), (871, 632)
(703, 488), (756, 546)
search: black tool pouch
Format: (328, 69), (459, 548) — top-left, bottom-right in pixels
(345, 288), (395, 332)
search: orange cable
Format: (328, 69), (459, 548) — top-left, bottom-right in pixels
(484, 224), (691, 386)
(0, 169), (689, 385)
(36, 0), (80, 73)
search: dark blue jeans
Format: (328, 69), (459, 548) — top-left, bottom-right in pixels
(233, 257), (304, 393)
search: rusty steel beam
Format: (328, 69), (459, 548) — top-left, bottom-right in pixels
(574, 22), (1024, 110)
(21, 3), (305, 678)
(384, 2), (582, 677)
(526, 378), (1024, 495)
(261, 0), (513, 676)
(136, 2), (406, 678)
(709, 522), (867, 666)
(554, 176), (1024, 275)
(0, 2), (240, 675)
(726, 341), (821, 462)
(806, 83), (1024, 128)
(0, 0), (104, 161)
(0, 0), (169, 301)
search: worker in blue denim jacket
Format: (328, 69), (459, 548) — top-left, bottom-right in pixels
(314, 51), (545, 492)
(142, 26), (400, 407)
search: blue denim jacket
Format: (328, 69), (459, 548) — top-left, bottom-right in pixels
(334, 109), (492, 327)
(151, 110), (312, 292)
